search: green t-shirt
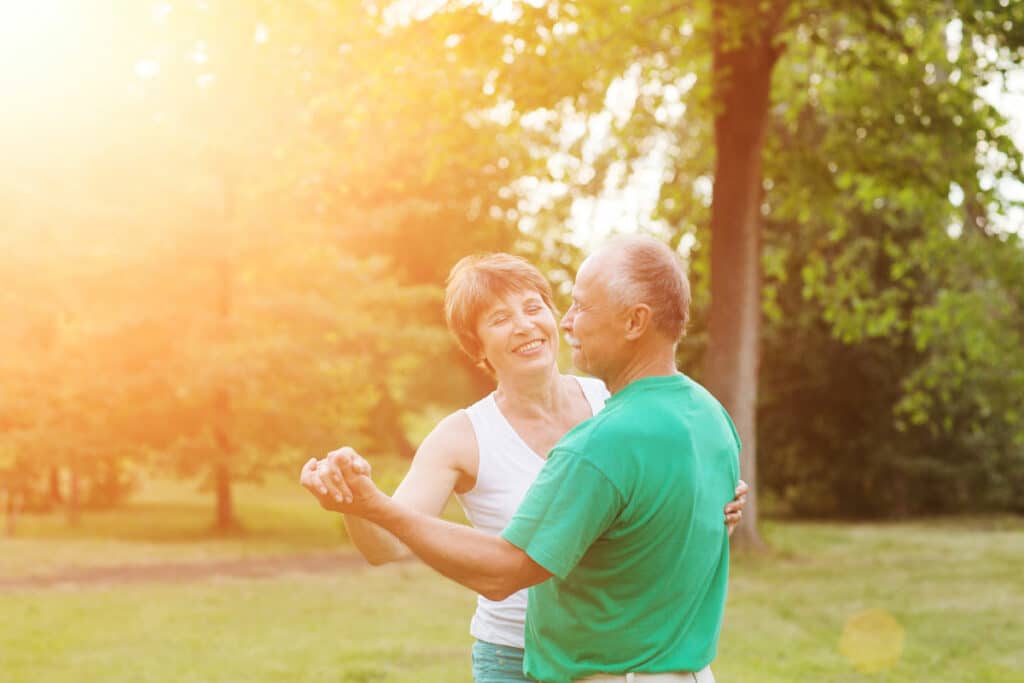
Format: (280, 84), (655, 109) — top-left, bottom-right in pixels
(501, 373), (741, 683)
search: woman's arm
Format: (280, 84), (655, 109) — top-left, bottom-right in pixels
(303, 411), (478, 565)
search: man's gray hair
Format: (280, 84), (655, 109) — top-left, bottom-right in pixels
(603, 235), (691, 340)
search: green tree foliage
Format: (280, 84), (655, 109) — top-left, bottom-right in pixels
(428, 0), (1024, 518)
(758, 2), (1024, 515)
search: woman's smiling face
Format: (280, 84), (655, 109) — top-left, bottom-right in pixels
(475, 288), (560, 380)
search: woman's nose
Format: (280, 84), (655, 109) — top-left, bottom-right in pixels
(511, 310), (532, 331)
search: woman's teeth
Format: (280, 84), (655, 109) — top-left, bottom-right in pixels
(515, 340), (543, 353)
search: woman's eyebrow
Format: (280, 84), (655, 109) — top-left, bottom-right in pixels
(485, 305), (510, 319)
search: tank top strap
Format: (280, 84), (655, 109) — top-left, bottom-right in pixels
(573, 375), (611, 415)
(463, 392), (504, 454)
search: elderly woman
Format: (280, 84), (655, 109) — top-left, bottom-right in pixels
(301, 253), (747, 683)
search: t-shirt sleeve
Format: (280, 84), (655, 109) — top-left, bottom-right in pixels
(718, 405), (742, 483)
(719, 405), (741, 453)
(501, 449), (623, 580)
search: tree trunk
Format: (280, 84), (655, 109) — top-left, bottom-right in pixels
(66, 455), (81, 527)
(212, 169), (238, 532)
(212, 259), (238, 532)
(48, 466), (63, 504)
(213, 459), (235, 531)
(4, 489), (18, 537)
(703, 2), (786, 550)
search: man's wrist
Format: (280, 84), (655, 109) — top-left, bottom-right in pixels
(361, 492), (399, 528)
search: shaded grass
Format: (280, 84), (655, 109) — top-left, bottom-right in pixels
(0, 459), (465, 579)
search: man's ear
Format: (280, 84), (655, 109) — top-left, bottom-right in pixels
(624, 304), (652, 340)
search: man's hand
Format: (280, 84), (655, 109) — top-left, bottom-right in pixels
(299, 447), (382, 515)
(725, 480), (749, 537)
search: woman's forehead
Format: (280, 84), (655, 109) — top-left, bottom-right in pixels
(479, 287), (545, 312)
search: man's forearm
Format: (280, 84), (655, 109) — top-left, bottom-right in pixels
(364, 498), (535, 600)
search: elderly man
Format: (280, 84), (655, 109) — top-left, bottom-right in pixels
(305, 236), (740, 683)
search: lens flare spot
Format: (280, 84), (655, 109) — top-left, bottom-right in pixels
(839, 608), (905, 673)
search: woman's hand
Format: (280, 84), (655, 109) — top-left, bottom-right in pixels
(725, 480), (749, 537)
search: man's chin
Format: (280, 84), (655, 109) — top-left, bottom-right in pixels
(570, 349), (589, 373)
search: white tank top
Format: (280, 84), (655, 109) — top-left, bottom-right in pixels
(456, 375), (610, 648)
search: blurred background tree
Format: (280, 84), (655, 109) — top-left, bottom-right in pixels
(424, 0), (1024, 542)
(1, 0), (1021, 537)
(0, 1), (515, 531)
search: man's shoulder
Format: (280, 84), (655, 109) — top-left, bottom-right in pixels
(680, 374), (724, 406)
(641, 374), (730, 421)
(552, 397), (632, 461)
(559, 375), (733, 452)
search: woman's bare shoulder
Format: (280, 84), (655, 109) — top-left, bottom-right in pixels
(414, 408), (479, 471)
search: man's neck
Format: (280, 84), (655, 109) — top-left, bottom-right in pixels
(604, 343), (679, 395)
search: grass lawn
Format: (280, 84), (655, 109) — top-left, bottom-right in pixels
(717, 518), (1023, 682)
(0, 459), (462, 580)
(0, 564), (476, 683)
(1, 469), (1021, 682)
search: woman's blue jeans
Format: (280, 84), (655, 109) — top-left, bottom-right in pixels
(471, 639), (531, 683)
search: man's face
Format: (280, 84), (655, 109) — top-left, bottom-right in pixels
(560, 252), (627, 380)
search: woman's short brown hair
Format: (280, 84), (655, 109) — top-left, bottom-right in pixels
(444, 253), (558, 375)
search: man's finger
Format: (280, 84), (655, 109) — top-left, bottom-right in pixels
(338, 457), (366, 482)
(301, 457), (318, 477)
(317, 460), (353, 504)
(327, 447), (359, 469)
(301, 457), (325, 493)
(309, 467), (334, 497)
(300, 457), (316, 484)
(350, 455), (371, 477)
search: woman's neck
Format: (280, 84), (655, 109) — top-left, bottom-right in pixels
(494, 365), (573, 420)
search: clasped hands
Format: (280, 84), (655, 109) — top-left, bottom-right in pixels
(300, 447), (381, 515)
(301, 447), (749, 537)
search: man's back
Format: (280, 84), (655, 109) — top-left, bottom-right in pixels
(502, 373), (741, 683)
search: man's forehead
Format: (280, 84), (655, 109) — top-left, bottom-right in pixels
(575, 249), (615, 290)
